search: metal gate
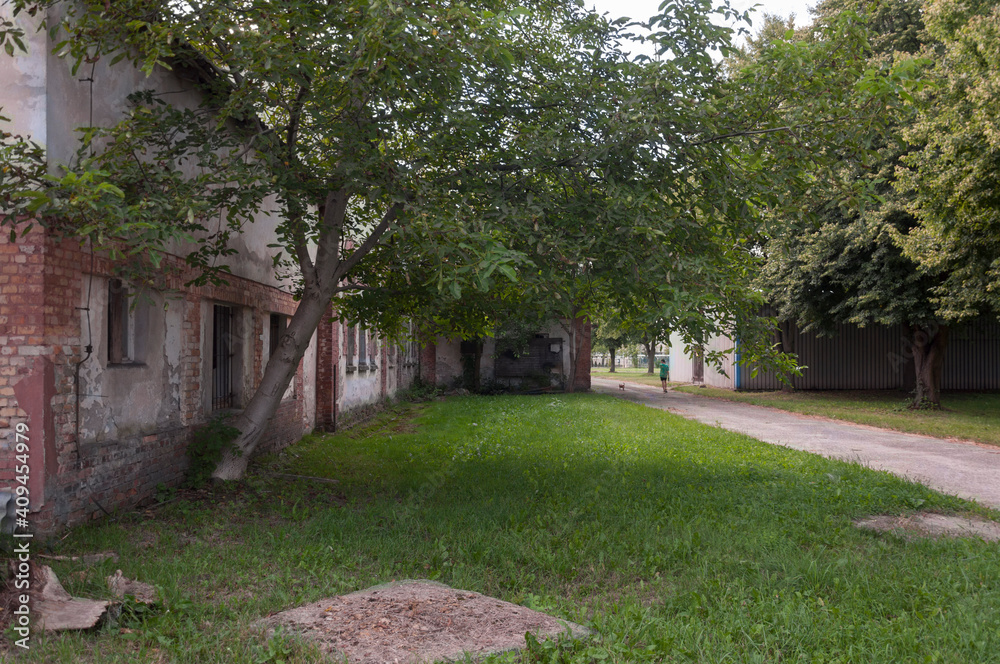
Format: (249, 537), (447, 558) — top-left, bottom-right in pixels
(213, 304), (234, 410)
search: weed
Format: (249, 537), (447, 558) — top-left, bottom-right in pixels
(185, 415), (241, 488)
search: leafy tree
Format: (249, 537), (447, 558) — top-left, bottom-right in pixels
(752, 0), (960, 406)
(1, 0), (905, 478)
(895, 0), (1000, 321)
(592, 310), (628, 372)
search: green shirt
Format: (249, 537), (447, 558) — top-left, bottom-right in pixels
(659, 362), (669, 379)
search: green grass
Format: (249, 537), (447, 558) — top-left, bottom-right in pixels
(673, 387), (1000, 448)
(5, 395), (1000, 663)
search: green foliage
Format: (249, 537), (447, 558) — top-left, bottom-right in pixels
(896, 0), (1000, 320)
(185, 416), (241, 488)
(2, 0), (913, 464)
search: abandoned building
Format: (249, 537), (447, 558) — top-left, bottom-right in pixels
(0, 6), (591, 533)
(422, 320), (591, 393)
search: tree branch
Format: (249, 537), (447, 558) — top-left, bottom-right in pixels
(337, 201), (403, 279)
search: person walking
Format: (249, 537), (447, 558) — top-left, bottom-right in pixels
(659, 358), (669, 392)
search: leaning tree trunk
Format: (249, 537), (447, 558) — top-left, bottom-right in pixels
(212, 191), (398, 480)
(212, 280), (337, 480)
(608, 346), (617, 372)
(909, 323), (949, 408)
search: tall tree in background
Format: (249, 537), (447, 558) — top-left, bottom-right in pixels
(752, 0), (960, 406)
(896, 0), (1000, 321)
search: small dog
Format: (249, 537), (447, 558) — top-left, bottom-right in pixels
(619, 382), (626, 391)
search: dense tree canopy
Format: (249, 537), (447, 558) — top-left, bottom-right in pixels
(1, 0), (903, 476)
(752, 0), (953, 405)
(896, 0), (1000, 320)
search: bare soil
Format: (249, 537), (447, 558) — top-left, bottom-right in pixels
(855, 512), (1000, 541)
(264, 580), (588, 663)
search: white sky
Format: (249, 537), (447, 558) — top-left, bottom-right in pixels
(584, 0), (816, 57)
(585, 0), (816, 29)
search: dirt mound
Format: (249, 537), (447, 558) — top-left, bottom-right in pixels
(855, 512), (1000, 541)
(265, 580), (588, 663)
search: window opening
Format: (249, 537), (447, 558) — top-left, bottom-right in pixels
(213, 305), (235, 410)
(108, 278), (130, 364)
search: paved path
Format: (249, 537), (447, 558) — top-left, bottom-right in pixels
(592, 377), (1000, 510)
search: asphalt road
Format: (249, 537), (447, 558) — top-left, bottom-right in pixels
(592, 377), (1000, 510)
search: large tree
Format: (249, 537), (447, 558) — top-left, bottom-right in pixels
(1, 0), (902, 478)
(895, 0), (1000, 320)
(751, 0), (961, 406)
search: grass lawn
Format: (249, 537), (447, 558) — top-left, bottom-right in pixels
(673, 387), (1000, 448)
(5, 394), (999, 663)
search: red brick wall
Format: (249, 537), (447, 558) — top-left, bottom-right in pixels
(1, 226), (314, 532)
(420, 341), (437, 385)
(315, 306), (341, 431)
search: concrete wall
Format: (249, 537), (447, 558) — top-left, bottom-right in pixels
(0, 4), (290, 291)
(0, 6), (48, 145)
(669, 331), (735, 389)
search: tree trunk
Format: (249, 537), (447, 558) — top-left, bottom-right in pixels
(692, 345), (705, 384)
(643, 338), (657, 374)
(212, 280), (336, 480)
(910, 323), (948, 408)
(562, 311), (585, 392)
(608, 346), (616, 373)
(212, 191), (399, 480)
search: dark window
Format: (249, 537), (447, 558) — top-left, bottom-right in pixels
(108, 278), (130, 364)
(358, 328), (368, 367)
(347, 325), (356, 364)
(213, 305), (234, 410)
(269, 313), (286, 358)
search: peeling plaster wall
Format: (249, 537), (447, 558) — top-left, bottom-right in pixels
(543, 321), (571, 380)
(77, 280), (183, 444)
(433, 336), (463, 388)
(7, 5), (290, 290)
(480, 338), (496, 382)
(341, 367), (382, 413)
(430, 338), (497, 388)
(0, 6), (47, 145)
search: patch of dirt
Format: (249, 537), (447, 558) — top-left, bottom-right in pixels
(855, 512), (1000, 541)
(264, 580), (588, 664)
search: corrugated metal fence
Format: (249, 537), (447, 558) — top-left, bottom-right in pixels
(740, 317), (1000, 391)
